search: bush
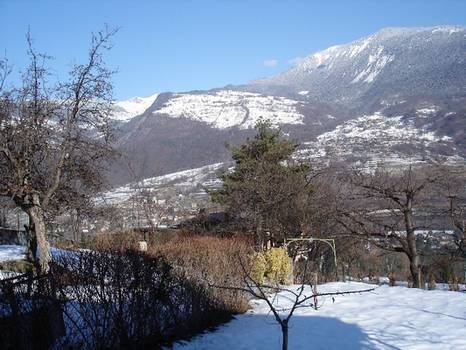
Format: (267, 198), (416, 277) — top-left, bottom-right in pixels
(249, 252), (267, 284)
(0, 240), (253, 350)
(149, 235), (252, 313)
(264, 247), (293, 284)
(89, 230), (143, 251)
(248, 247), (293, 285)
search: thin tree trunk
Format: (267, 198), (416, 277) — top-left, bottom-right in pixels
(257, 214), (264, 249)
(27, 204), (51, 274)
(408, 253), (421, 288)
(25, 217), (37, 263)
(281, 321), (288, 350)
(404, 197), (422, 288)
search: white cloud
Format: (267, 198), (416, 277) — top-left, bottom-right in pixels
(288, 56), (306, 66)
(263, 59), (278, 67)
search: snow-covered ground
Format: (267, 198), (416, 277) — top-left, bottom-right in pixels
(0, 245), (26, 280)
(2, 244), (465, 348)
(0, 244), (25, 262)
(0, 245), (75, 279)
(172, 282), (466, 350)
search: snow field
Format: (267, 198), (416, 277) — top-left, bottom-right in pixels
(112, 93), (159, 121)
(172, 282), (466, 350)
(0, 244), (26, 262)
(154, 90), (304, 129)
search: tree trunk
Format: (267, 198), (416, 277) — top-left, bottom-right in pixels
(404, 197), (422, 288)
(256, 214), (264, 249)
(24, 219), (37, 263)
(408, 253), (421, 288)
(27, 205), (51, 274)
(281, 321), (288, 350)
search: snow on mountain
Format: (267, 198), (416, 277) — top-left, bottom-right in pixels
(112, 93), (159, 121)
(317, 113), (449, 144)
(431, 26), (465, 35)
(103, 162), (226, 204)
(416, 107), (439, 118)
(350, 45), (394, 84)
(250, 25), (466, 105)
(153, 90), (304, 129)
(296, 112), (460, 166)
(109, 26), (466, 186)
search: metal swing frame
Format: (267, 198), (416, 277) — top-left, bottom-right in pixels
(283, 237), (338, 280)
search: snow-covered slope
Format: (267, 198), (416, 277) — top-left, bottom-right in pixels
(296, 112), (461, 166)
(112, 93), (159, 121)
(250, 25), (466, 106)
(154, 90), (304, 129)
(173, 282), (466, 350)
(109, 25), (466, 185)
(104, 162), (226, 204)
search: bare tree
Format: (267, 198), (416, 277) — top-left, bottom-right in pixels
(212, 258), (375, 350)
(438, 165), (466, 257)
(129, 183), (165, 233)
(336, 165), (443, 288)
(0, 28), (117, 273)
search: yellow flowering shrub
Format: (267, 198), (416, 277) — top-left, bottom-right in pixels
(249, 251), (267, 284)
(264, 247), (293, 284)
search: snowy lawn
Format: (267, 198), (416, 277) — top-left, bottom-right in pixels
(0, 244), (26, 262)
(0, 244), (75, 264)
(172, 282), (466, 350)
(0, 244), (75, 279)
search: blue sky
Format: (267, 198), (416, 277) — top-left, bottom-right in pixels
(1, 0), (465, 100)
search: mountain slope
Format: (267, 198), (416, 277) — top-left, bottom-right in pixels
(109, 26), (466, 186)
(250, 26), (466, 109)
(112, 93), (159, 121)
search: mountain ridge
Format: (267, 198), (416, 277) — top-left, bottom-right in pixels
(107, 25), (466, 186)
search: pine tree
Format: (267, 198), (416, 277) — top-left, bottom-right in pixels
(211, 120), (311, 247)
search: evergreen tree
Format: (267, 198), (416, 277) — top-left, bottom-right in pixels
(211, 120), (311, 246)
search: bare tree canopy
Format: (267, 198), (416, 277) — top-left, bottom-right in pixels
(0, 27), (118, 272)
(335, 164), (465, 288)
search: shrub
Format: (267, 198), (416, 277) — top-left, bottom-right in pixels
(264, 247), (293, 285)
(89, 230), (142, 251)
(0, 237), (254, 350)
(149, 235), (252, 313)
(0, 259), (35, 274)
(249, 252), (267, 284)
(2, 248), (245, 349)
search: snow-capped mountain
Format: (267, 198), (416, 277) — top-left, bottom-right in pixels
(108, 26), (466, 186)
(112, 93), (159, 121)
(250, 25), (466, 108)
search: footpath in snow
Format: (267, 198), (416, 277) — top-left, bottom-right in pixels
(173, 282), (466, 350)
